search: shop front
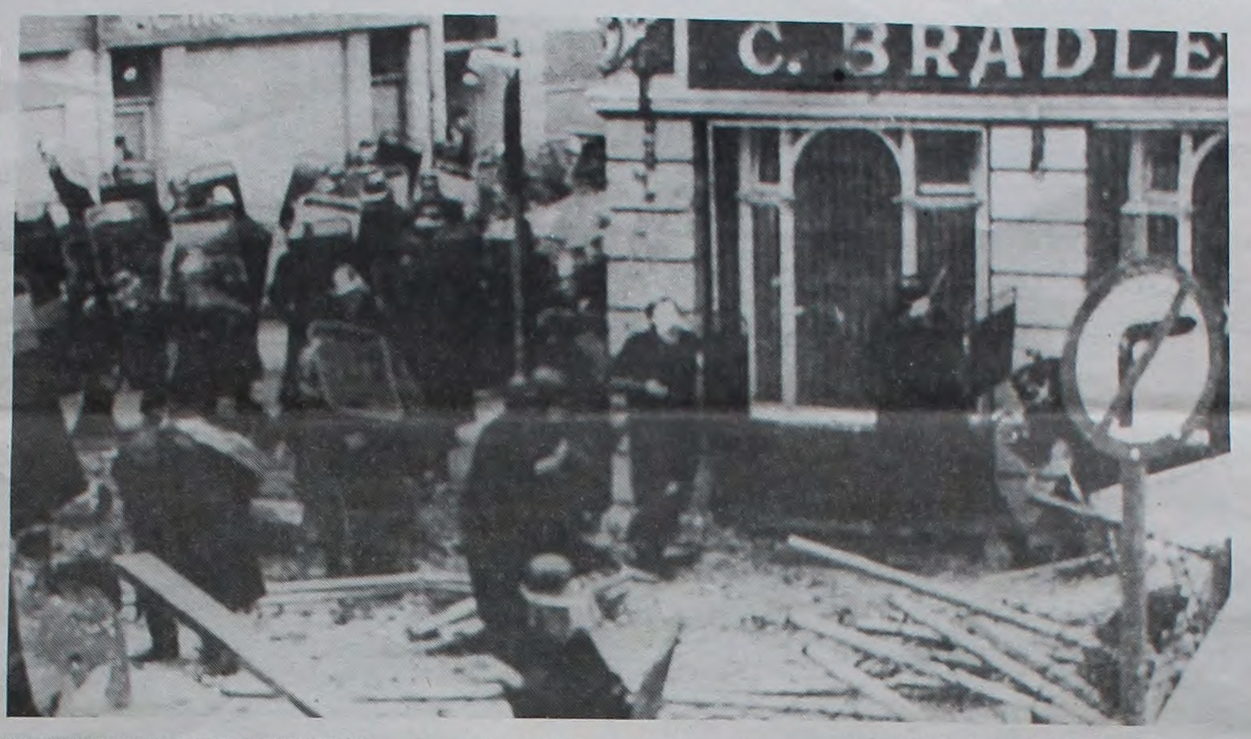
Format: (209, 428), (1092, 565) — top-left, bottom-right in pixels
(18, 14), (441, 224)
(591, 20), (1229, 531)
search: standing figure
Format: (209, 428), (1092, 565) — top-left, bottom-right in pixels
(286, 263), (433, 576)
(461, 369), (608, 650)
(168, 165), (272, 410)
(85, 200), (170, 421)
(611, 299), (701, 574)
(165, 186), (263, 413)
(112, 401), (267, 675)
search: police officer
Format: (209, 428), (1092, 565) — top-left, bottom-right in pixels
(112, 393), (267, 675)
(462, 368), (611, 648)
(286, 263), (430, 576)
(85, 199), (170, 420)
(166, 186), (263, 413)
(610, 298), (701, 574)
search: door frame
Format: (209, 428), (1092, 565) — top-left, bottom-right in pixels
(710, 119), (990, 426)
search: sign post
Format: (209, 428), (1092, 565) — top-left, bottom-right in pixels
(1059, 259), (1222, 725)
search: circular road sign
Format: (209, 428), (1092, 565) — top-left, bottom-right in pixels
(1060, 259), (1223, 462)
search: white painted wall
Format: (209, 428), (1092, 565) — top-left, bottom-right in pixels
(161, 37), (352, 225)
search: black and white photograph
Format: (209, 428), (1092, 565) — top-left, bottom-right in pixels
(5, 7), (1244, 727)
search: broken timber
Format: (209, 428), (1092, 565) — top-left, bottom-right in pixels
(964, 615), (1105, 712)
(406, 597), (478, 641)
(790, 610), (1086, 724)
(803, 642), (933, 721)
(260, 569), (472, 605)
(889, 595), (1109, 724)
(786, 535), (1097, 649)
(114, 553), (339, 717)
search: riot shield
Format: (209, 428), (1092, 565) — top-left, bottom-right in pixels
(170, 162), (246, 219)
(84, 200), (162, 312)
(304, 319), (404, 421)
(100, 162), (169, 241)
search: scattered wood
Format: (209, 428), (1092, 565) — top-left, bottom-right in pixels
(786, 536), (1097, 649)
(804, 642), (934, 721)
(790, 609), (1084, 724)
(854, 617), (947, 646)
(965, 616), (1105, 712)
(355, 682), (504, 702)
(406, 597), (478, 641)
(419, 617), (486, 654)
(630, 623), (682, 719)
(260, 570), (472, 605)
(930, 650), (990, 673)
(664, 690), (877, 718)
(975, 553), (1110, 585)
(890, 595), (1108, 725)
(114, 553), (338, 717)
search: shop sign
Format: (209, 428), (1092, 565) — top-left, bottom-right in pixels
(101, 14), (427, 48)
(689, 21), (1226, 96)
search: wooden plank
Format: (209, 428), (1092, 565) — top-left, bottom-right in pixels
(966, 616), (1106, 712)
(790, 609), (1084, 724)
(664, 691), (877, 718)
(975, 554), (1109, 586)
(853, 618), (947, 646)
(803, 642), (933, 721)
(355, 682), (504, 702)
(890, 596), (1109, 724)
(261, 569), (472, 603)
(113, 553), (338, 717)
(406, 597), (478, 641)
(786, 536), (1097, 649)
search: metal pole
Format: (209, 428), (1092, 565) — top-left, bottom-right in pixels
(1119, 455), (1149, 725)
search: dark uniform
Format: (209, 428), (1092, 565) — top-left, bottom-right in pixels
(112, 415), (266, 671)
(533, 308), (614, 528)
(169, 166), (273, 409)
(166, 195), (271, 413)
(287, 277), (437, 576)
(85, 200), (169, 418)
(374, 218), (482, 420)
(612, 326), (701, 570)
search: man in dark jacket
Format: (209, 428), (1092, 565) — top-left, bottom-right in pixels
(611, 298), (701, 573)
(112, 400), (267, 675)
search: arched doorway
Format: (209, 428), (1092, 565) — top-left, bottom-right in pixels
(793, 129), (902, 407)
(1192, 139), (1229, 306)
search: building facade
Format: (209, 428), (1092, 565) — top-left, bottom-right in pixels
(591, 20), (1228, 422)
(18, 14), (442, 224)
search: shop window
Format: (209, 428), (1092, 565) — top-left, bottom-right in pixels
(444, 15), (498, 43)
(112, 49), (158, 165)
(755, 129), (780, 183)
(370, 29), (409, 141)
(1145, 131), (1181, 191)
(915, 130), (978, 190)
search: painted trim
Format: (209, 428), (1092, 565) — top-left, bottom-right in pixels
(751, 403), (879, 432)
(589, 88), (1227, 124)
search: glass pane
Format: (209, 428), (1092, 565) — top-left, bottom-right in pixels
(756, 128), (780, 184)
(1147, 213), (1178, 261)
(751, 204), (781, 402)
(370, 28), (409, 77)
(916, 207), (978, 330)
(372, 83), (404, 140)
(112, 49), (156, 99)
(114, 110), (147, 162)
(915, 130), (978, 184)
(1146, 131), (1181, 191)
